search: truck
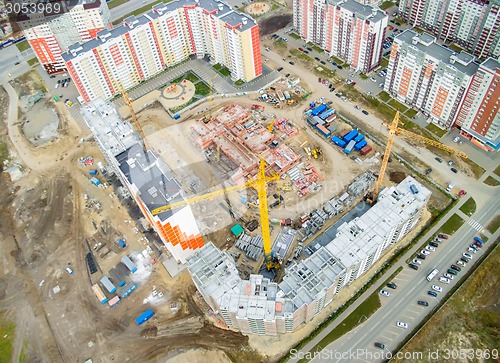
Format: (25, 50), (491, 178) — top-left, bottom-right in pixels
(173, 113), (181, 120)
(89, 169), (98, 176)
(135, 309), (154, 325)
(90, 177), (101, 186)
(117, 239), (126, 248)
(97, 162), (108, 176)
(100, 276), (117, 294)
(283, 91), (291, 100)
(121, 255), (137, 273)
(277, 90), (285, 101)
(344, 140), (356, 155)
(331, 136), (346, 148)
(343, 129), (359, 143)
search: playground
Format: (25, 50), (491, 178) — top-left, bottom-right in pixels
(246, 2), (270, 15)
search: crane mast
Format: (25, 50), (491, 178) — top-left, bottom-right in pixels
(121, 85), (148, 150)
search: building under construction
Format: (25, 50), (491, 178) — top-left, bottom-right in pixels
(190, 104), (300, 182)
(187, 176), (431, 335)
(82, 99), (204, 263)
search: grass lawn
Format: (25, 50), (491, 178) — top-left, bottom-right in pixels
(463, 158), (485, 179)
(273, 39), (288, 50)
(483, 175), (500, 186)
(113, 0), (167, 23)
(459, 197), (476, 217)
(405, 108), (418, 118)
(213, 64), (230, 77)
(330, 56), (343, 64)
(359, 73), (368, 80)
(306, 42), (324, 53)
(301, 292), (382, 361)
(235, 79), (245, 86)
(314, 66), (335, 79)
(15, 40), (30, 52)
(195, 81), (211, 96)
(414, 27), (425, 34)
(380, 57), (389, 69)
(425, 123), (447, 137)
(290, 48), (314, 63)
(108, 0), (129, 9)
(289, 32), (301, 40)
(169, 97), (197, 113)
(379, 1), (393, 10)
(27, 58), (39, 67)
(378, 91), (391, 102)
(440, 214), (465, 235)
(494, 165), (500, 177)
(388, 98), (409, 113)
(396, 247), (500, 362)
(0, 313), (15, 362)
(185, 72), (200, 83)
(0, 142), (9, 172)
(486, 215), (500, 234)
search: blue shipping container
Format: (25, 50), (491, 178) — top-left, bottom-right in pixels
(354, 139), (367, 151)
(319, 109), (335, 120)
(331, 136), (346, 148)
(118, 282), (138, 298)
(100, 276), (117, 294)
(354, 133), (365, 143)
(173, 114), (181, 120)
(121, 255), (137, 273)
(311, 104), (327, 116)
(305, 110), (313, 116)
(135, 309), (154, 325)
(344, 140), (356, 155)
(117, 239), (127, 248)
(343, 130), (359, 143)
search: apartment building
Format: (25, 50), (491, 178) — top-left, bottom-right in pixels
(384, 30), (480, 129)
(17, 0), (110, 74)
(399, 0), (500, 59)
(62, 0), (262, 103)
(293, 0), (388, 73)
(455, 58), (500, 151)
(188, 176), (431, 335)
(81, 99), (204, 263)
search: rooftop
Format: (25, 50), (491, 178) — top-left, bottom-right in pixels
(481, 57), (500, 72)
(328, 0), (388, 23)
(396, 30), (480, 76)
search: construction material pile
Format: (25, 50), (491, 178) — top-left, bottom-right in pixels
(235, 234), (264, 261)
(287, 163), (324, 196)
(275, 118), (299, 137)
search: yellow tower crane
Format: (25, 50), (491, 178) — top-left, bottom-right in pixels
(121, 85), (148, 150)
(366, 111), (468, 204)
(151, 159), (281, 270)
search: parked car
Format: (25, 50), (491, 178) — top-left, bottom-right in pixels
(289, 61), (294, 65)
(447, 268), (458, 276)
(451, 167), (458, 173)
(458, 189), (467, 197)
(320, 60), (326, 65)
(277, 67), (283, 72)
(426, 245), (436, 252)
(421, 249), (430, 256)
(408, 263), (419, 270)
(438, 233), (448, 239)
(439, 277), (450, 284)
(435, 157), (443, 163)
(65, 267), (74, 275)
(428, 290), (438, 297)
(387, 282), (397, 289)
(374, 342), (385, 349)
(432, 285), (443, 292)
(412, 259), (422, 265)
(463, 252), (473, 259)
(380, 289), (391, 297)
(417, 300), (429, 307)
(429, 242), (439, 248)
(298, 47), (304, 51)
(417, 254), (426, 260)
(444, 273), (454, 280)
(451, 264), (461, 272)
(370, 77), (377, 82)
(314, 57), (320, 61)
(397, 321), (408, 329)
(362, 110), (369, 115)
(457, 260), (466, 267)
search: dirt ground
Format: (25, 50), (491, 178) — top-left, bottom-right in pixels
(259, 14), (293, 36)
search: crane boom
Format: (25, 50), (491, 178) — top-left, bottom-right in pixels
(121, 85), (148, 150)
(395, 128), (468, 159)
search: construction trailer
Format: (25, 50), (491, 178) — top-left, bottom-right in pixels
(91, 284), (108, 304)
(121, 255), (137, 273)
(100, 276), (116, 294)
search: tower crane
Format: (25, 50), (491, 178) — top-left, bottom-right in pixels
(151, 159), (282, 270)
(366, 111), (468, 204)
(121, 85), (148, 150)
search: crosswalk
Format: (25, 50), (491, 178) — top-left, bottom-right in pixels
(468, 219), (483, 231)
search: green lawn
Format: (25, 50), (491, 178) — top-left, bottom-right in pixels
(235, 79), (245, 86)
(379, 1), (393, 10)
(15, 40), (30, 52)
(388, 98), (409, 113)
(289, 32), (301, 40)
(306, 42), (324, 53)
(494, 165), (500, 177)
(314, 66), (335, 79)
(380, 57), (389, 69)
(330, 56), (343, 64)
(273, 39), (288, 50)
(27, 58), (39, 67)
(483, 176), (500, 186)
(459, 197), (476, 217)
(378, 91), (391, 102)
(185, 72), (200, 83)
(0, 313), (15, 363)
(440, 214), (465, 235)
(113, 0), (166, 24)
(290, 48), (314, 63)
(213, 64), (231, 77)
(195, 81), (211, 96)
(463, 158), (485, 179)
(414, 27), (425, 34)
(300, 292), (382, 362)
(486, 215), (500, 234)
(425, 123), (447, 137)
(405, 108), (418, 118)
(108, 0), (129, 9)
(359, 73), (368, 80)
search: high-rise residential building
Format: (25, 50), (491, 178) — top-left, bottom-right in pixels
(81, 98), (205, 263)
(188, 175), (431, 335)
(399, 0), (500, 59)
(17, 0), (111, 74)
(293, 0), (388, 73)
(62, 0), (262, 103)
(455, 58), (500, 151)
(384, 30), (479, 130)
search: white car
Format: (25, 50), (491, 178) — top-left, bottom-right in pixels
(421, 250), (430, 256)
(457, 260), (466, 267)
(65, 267), (74, 275)
(467, 247), (477, 253)
(439, 277), (450, 284)
(463, 252), (473, 259)
(453, 136), (460, 142)
(432, 285), (443, 292)
(412, 259), (422, 265)
(444, 273), (454, 280)
(370, 77), (377, 82)
(426, 245), (436, 252)
(397, 321), (408, 329)
(380, 289), (391, 297)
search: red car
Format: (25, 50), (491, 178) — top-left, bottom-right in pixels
(318, 77), (322, 83)
(351, 82), (357, 86)
(299, 47), (304, 52)
(389, 26), (395, 30)
(458, 189), (467, 197)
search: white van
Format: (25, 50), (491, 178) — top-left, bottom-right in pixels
(446, 182), (455, 192)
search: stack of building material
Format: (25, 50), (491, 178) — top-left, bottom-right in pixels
(235, 234), (264, 261)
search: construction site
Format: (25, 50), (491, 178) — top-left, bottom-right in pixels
(0, 67), (465, 363)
